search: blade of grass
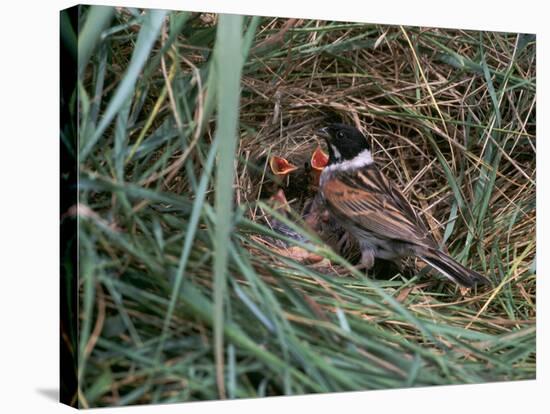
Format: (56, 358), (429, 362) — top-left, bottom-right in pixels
(212, 13), (245, 400)
(77, 5), (115, 76)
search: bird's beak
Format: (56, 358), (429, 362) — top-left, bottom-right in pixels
(316, 127), (331, 140)
(269, 156), (298, 177)
(310, 145), (329, 171)
(310, 145), (329, 187)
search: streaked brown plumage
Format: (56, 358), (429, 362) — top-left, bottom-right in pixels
(318, 123), (490, 288)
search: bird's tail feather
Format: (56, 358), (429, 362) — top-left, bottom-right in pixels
(420, 248), (490, 288)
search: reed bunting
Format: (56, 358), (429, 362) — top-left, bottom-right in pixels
(317, 123), (489, 287)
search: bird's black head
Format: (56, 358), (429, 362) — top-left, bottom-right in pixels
(316, 124), (370, 165)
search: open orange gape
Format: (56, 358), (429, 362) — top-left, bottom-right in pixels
(269, 155), (299, 177)
(268, 145), (329, 190)
(310, 145), (329, 187)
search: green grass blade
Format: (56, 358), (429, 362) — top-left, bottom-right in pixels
(77, 5), (115, 76)
(212, 13), (245, 399)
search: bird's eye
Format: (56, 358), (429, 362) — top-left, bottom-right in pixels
(337, 131), (345, 139)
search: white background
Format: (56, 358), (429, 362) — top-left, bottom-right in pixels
(0, 0), (545, 412)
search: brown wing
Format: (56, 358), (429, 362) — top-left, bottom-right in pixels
(323, 166), (438, 248)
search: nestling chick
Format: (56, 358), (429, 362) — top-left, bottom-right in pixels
(248, 152), (316, 209)
(261, 189), (324, 264)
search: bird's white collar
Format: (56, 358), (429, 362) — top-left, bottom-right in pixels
(323, 149), (373, 174)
